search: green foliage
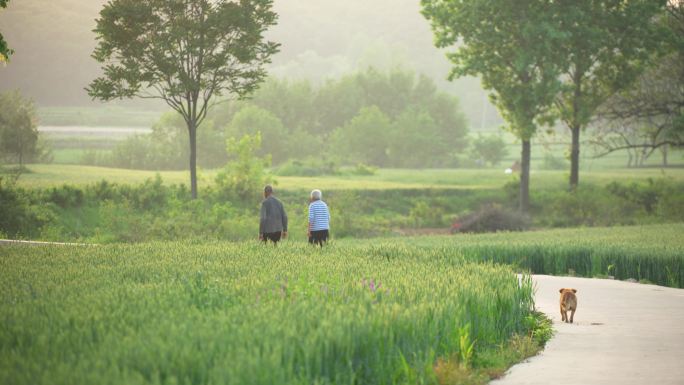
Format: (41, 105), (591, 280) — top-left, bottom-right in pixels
(422, 0), (568, 211)
(88, 0), (280, 198)
(0, 183), (54, 239)
(552, 0), (668, 188)
(388, 107), (450, 167)
(105, 112), (227, 170)
(215, 133), (273, 204)
(213, 68), (469, 168)
(525, 311), (554, 347)
(0, 91), (45, 166)
(0, 241), (535, 385)
(453, 204), (530, 233)
(330, 105), (391, 166)
(542, 152), (567, 170)
(470, 134), (508, 166)
(531, 178), (684, 228)
(408, 200), (444, 228)
(0, 0), (10, 62)
(351, 163), (377, 176)
(88, 0), (279, 103)
(595, 50), (684, 164)
(422, 0), (565, 140)
(226, 105), (289, 164)
(4, 167), (684, 245)
(439, 224), (684, 288)
(458, 324), (475, 369)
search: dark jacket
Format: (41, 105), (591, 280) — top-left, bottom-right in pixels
(260, 195), (288, 234)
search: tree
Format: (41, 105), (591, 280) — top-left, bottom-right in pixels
(330, 106), (392, 167)
(215, 132), (272, 204)
(88, 0), (279, 199)
(388, 108), (446, 167)
(470, 134), (508, 167)
(422, 0), (566, 212)
(553, 0), (667, 189)
(0, 91), (39, 167)
(591, 54), (684, 166)
(591, 3), (684, 166)
(226, 105), (288, 164)
(0, 0), (12, 63)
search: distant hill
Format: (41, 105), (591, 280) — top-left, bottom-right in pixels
(0, 0), (502, 128)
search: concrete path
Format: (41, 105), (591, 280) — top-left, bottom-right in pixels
(491, 275), (684, 385)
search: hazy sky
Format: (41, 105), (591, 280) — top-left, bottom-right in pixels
(0, 0), (499, 126)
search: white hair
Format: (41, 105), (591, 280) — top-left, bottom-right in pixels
(310, 189), (322, 200)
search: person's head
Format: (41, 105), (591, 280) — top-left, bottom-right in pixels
(310, 189), (322, 202)
(264, 184), (273, 198)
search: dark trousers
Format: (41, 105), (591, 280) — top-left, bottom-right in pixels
(308, 229), (329, 247)
(262, 231), (282, 244)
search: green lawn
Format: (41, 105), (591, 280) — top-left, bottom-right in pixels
(14, 164), (684, 190)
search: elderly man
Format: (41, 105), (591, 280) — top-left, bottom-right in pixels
(259, 185), (288, 244)
(308, 189), (330, 247)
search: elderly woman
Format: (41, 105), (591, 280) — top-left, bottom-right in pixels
(308, 189), (330, 247)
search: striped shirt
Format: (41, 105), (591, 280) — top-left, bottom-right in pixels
(308, 200), (330, 231)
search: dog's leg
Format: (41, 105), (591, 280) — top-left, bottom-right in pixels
(561, 308), (566, 322)
(570, 308), (575, 323)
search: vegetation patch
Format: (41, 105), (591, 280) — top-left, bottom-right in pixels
(0, 241), (536, 385)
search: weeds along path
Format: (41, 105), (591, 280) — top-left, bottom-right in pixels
(491, 275), (684, 385)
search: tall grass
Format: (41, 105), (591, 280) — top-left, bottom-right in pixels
(0, 242), (534, 385)
(401, 224), (684, 288)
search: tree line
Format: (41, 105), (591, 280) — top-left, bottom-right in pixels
(79, 68), (472, 171)
(422, 0), (683, 212)
(1, 0), (682, 214)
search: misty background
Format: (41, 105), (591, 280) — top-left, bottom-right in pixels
(0, 0), (502, 129)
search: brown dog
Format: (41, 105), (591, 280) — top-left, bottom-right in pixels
(559, 288), (578, 323)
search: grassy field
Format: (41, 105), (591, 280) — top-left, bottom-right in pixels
(0, 241), (540, 385)
(14, 164), (684, 190)
(1, 224), (681, 384)
(401, 224), (684, 288)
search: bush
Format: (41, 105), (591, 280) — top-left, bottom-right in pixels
(409, 201), (443, 228)
(542, 153), (567, 170)
(469, 133), (508, 166)
(45, 185), (85, 208)
(351, 163), (377, 176)
(0, 184), (56, 238)
(607, 178), (667, 215)
(533, 187), (641, 227)
(453, 204), (529, 233)
(215, 133), (273, 205)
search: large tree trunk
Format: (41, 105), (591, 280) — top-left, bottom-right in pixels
(520, 139), (531, 214)
(188, 120), (198, 199)
(569, 124), (580, 190)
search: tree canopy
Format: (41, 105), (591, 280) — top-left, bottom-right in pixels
(553, 0), (667, 189)
(0, 0), (11, 63)
(422, 0), (567, 212)
(592, 2), (684, 167)
(88, 0), (279, 198)
(0, 91), (39, 167)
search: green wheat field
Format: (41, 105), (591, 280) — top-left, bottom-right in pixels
(1, 224), (681, 385)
